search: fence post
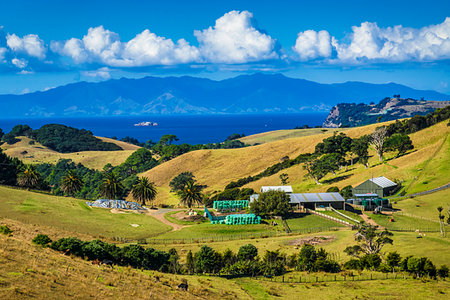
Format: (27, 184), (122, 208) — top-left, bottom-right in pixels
(282, 276), (284, 282)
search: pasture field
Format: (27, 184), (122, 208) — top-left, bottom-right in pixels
(1, 136), (137, 170)
(0, 186), (171, 239)
(394, 184), (450, 220)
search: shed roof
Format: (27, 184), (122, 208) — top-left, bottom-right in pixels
(368, 177), (397, 188)
(260, 186), (293, 193)
(289, 193), (344, 204)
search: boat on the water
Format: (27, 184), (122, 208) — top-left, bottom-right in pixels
(134, 121), (158, 127)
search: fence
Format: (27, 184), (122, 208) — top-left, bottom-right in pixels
(330, 207), (360, 224)
(257, 272), (411, 284)
(306, 209), (352, 227)
(393, 211), (448, 225)
(113, 226), (341, 245)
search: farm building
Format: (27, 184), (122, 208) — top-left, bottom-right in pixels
(260, 186), (293, 193)
(250, 192), (345, 210)
(352, 176), (397, 198)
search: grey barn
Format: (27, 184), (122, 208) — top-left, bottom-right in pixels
(352, 176), (397, 198)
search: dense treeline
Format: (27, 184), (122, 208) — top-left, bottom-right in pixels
(0, 148), (24, 186)
(34, 124), (122, 152)
(1, 124), (121, 153)
(33, 224), (449, 279)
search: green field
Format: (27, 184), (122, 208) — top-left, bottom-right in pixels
(394, 188), (450, 220)
(0, 185), (171, 239)
(285, 214), (345, 231)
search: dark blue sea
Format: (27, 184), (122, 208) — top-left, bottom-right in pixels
(0, 113), (328, 145)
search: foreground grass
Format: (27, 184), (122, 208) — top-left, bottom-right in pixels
(0, 186), (171, 239)
(285, 214), (345, 231)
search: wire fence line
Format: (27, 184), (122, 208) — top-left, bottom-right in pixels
(306, 209), (352, 227)
(393, 211), (448, 225)
(256, 272), (413, 284)
(112, 226), (343, 245)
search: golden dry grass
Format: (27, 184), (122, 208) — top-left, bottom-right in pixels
(1, 136), (137, 170)
(140, 120), (443, 205)
(239, 127), (346, 145)
(0, 218), (251, 300)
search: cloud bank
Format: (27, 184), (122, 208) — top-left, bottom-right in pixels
(0, 11), (449, 73)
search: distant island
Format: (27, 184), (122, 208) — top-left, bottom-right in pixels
(323, 97), (450, 128)
(134, 121), (158, 127)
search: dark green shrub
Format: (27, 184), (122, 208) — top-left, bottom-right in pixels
(344, 259), (362, 270)
(0, 225), (13, 235)
(50, 237), (86, 256)
(438, 265), (449, 279)
(326, 186), (339, 193)
(238, 244), (258, 261)
(32, 234), (52, 247)
(315, 259), (341, 273)
(360, 254), (381, 270)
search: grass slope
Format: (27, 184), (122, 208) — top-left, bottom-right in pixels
(141, 122), (398, 205)
(0, 186), (171, 239)
(2, 220), (448, 300)
(141, 120), (448, 205)
(243, 120), (450, 195)
(395, 188), (450, 220)
(1, 136), (138, 170)
(239, 127), (345, 145)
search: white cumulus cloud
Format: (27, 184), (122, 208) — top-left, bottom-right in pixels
(294, 17), (450, 63)
(293, 30), (332, 61)
(194, 10), (278, 63)
(81, 67), (111, 79)
(0, 47), (6, 62)
(52, 25), (200, 66)
(11, 57), (28, 68)
(6, 33), (46, 59)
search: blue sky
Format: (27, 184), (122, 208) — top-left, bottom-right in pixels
(0, 0), (449, 94)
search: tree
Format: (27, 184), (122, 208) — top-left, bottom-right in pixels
(195, 245), (218, 274)
(100, 172), (123, 200)
(17, 165), (41, 190)
(177, 180), (204, 208)
(386, 251), (402, 273)
(438, 265), (449, 279)
(186, 250), (195, 274)
(351, 136), (370, 168)
(371, 126), (388, 162)
(344, 223), (393, 258)
(60, 170), (84, 196)
(340, 185), (353, 199)
(131, 177), (157, 206)
(297, 244), (317, 272)
(385, 134), (414, 157)
(0, 148), (22, 185)
(279, 173), (289, 185)
(238, 244), (258, 261)
(302, 154), (324, 184)
(261, 250), (286, 276)
(158, 134), (179, 147)
(437, 206), (446, 237)
(169, 172), (195, 192)
(250, 190), (291, 217)
(167, 248), (181, 274)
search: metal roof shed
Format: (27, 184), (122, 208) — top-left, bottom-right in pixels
(353, 176), (397, 198)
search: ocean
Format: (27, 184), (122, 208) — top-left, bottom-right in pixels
(0, 113), (328, 145)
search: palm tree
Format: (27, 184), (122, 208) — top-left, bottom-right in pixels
(100, 172), (123, 200)
(177, 180), (203, 208)
(131, 177), (157, 207)
(60, 170), (84, 196)
(17, 165), (40, 190)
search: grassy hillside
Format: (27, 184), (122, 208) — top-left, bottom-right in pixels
(140, 120), (448, 205)
(394, 188), (450, 220)
(2, 219), (449, 300)
(239, 127), (344, 145)
(244, 120), (450, 195)
(1, 136), (138, 170)
(0, 186), (171, 239)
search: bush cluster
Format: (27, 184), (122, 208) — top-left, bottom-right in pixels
(49, 237), (171, 271)
(0, 225), (13, 235)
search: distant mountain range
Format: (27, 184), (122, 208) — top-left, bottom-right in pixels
(1, 73), (449, 118)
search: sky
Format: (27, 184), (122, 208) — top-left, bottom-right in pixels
(0, 0), (449, 95)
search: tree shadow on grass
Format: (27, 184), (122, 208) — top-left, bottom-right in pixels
(321, 174), (352, 185)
